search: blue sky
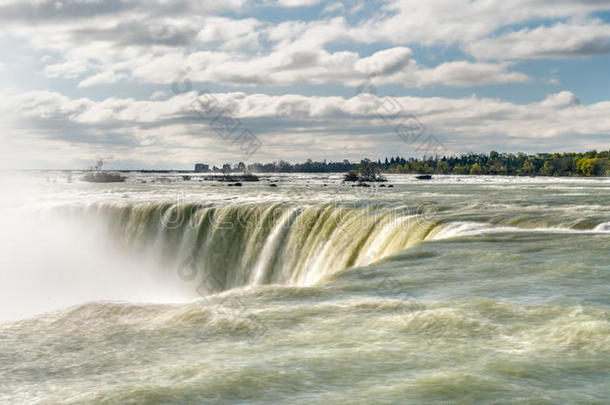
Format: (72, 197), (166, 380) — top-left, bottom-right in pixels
(1, 0), (609, 169)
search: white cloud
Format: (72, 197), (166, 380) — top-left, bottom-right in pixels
(349, 2), (365, 14)
(0, 0), (249, 22)
(2, 0), (610, 168)
(196, 17), (263, 51)
(322, 2), (344, 14)
(150, 91), (169, 100)
(69, 46), (527, 88)
(466, 22), (610, 60)
(354, 47), (413, 76)
(409, 61), (530, 88)
(7, 0), (608, 90)
(276, 0), (325, 7)
(352, 0), (610, 47)
(78, 70), (129, 87)
(539, 91), (580, 108)
(3, 88), (609, 168)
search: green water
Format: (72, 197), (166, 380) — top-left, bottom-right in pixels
(0, 174), (609, 404)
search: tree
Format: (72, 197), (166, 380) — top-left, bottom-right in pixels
(277, 160), (291, 172)
(358, 162), (386, 182)
(576, 158), (597, 176)
(419, 162), (433, 174)
(90, 159), (104, 171)
(453, 165), (469, 174)
(344, 169), (358, 182)
(488, 159), (507, 175)
(539, 161), (556, 176)
(469, 163), (483, 175)
(517, 161), (535, 176)
(436, 160), (449, 174)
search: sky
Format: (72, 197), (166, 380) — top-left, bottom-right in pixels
(1, 0), (609, 169)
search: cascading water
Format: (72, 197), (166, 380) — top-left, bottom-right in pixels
(74, 201), (444, 293)
(53, 193), (610, 298)
(3, 174), (610, 404)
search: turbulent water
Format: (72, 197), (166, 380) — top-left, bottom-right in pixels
(1, 172), (609, 404)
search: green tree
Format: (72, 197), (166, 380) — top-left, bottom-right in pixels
(358, 162), (386, 182)
(469, 163), (483, 175)
(437, 161), (449, 174)
(539, 161), (556, 176)
(453, 165), (469, 174)
(488, 160), (507, 175)
(418, 162), (433, 174)
(517, 161), (535, 176)
(577, 158), (597, 176)
(344, 169), (358, 181)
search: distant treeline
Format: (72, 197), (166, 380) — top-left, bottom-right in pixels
(214, 150), (610, 177)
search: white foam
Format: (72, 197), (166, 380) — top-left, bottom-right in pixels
(430, 222), (491, 240)
(432, 220), (610, 241)
(593, 222), (610, 232)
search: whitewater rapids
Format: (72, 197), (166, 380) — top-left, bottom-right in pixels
(0, 172), (609, 404)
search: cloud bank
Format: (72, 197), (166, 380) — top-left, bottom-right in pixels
(1, 0), (609, 168)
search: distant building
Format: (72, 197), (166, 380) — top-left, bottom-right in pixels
(194, 163), (209, 172)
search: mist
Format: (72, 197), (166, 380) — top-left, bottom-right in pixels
(0, 174), (195, 322)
